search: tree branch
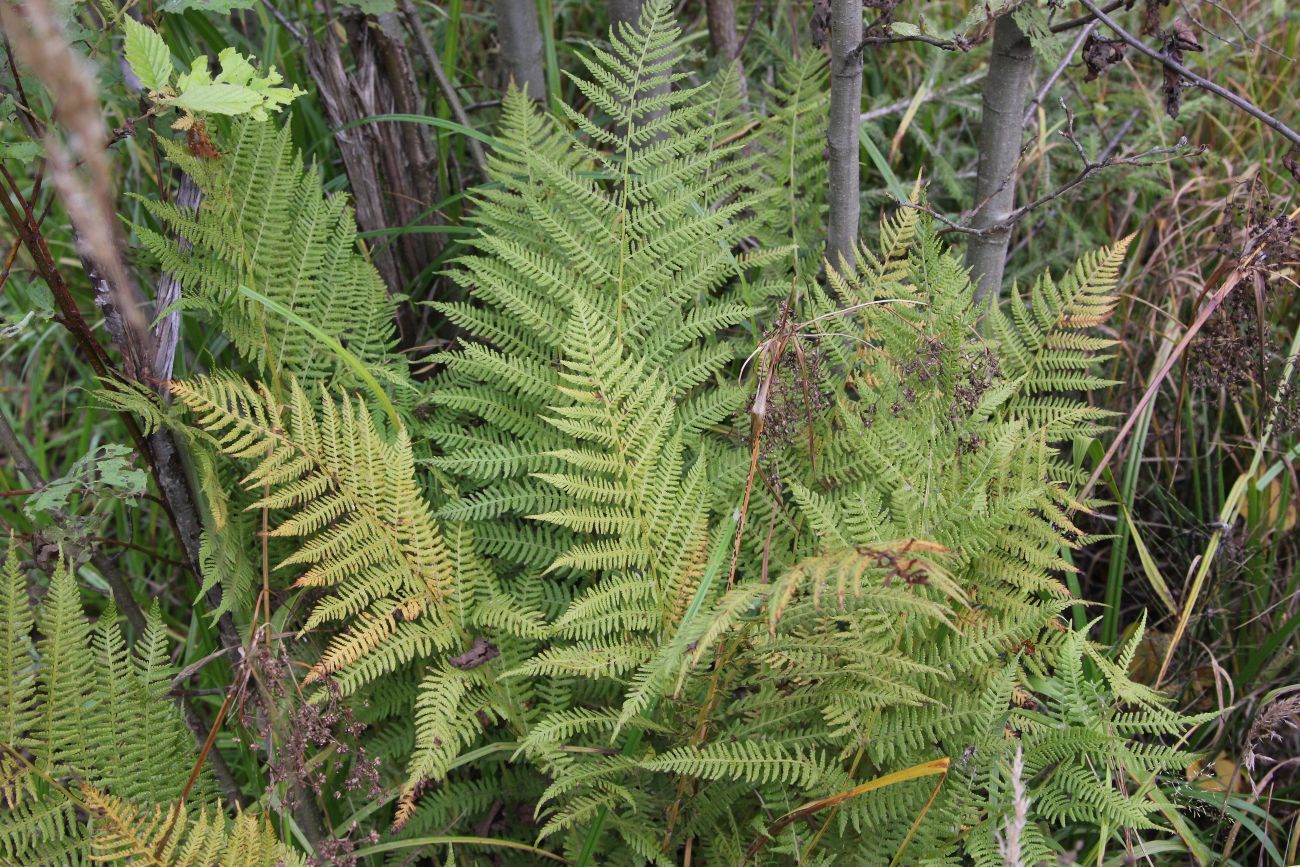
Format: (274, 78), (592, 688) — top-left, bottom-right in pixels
(860, 71), (985, 124)
(1076, 0), (1300, 149)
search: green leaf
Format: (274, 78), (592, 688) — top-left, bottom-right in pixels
(1, 141), (41, 162)
(341, 0), (397, 12)
(23, 445), (147, 519)
(170, 52), (304, 120)
(122, 17), (173, 91)
(169, 82), (263, 116)
(160, 0), (258, 12)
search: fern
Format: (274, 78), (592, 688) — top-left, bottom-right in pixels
(424, 0), (779, 584)
(168, 375), (456, 652)
(0, 546), (208, 864)
(152, 3), (1211, 862)
(81, 786), (302, 866)
(135, 119), (407, 394)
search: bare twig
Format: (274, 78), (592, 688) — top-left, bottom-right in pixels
(860, 71), (985, 124)
(853, 31), (975, 53)
(1048, 0), (1126, 34)
(896, 104), (1188, 239)
(1023, 20), (1098, 125)
(260, 0), (306, 45)
(998, 110), (1194, 231)
(735, 0), (762, 59)
(1076, 0), (1300, 149)
(399, 0), (489, 175)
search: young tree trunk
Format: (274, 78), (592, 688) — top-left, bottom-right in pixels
(966, 14), (1034, 302)
(607, 0), (642, 32)
(826, 0), (863, 275)
(495, 0), (546, 100)
(705, 0), (747, 97)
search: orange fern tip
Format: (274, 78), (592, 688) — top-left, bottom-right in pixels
(392, 783), (424, 831)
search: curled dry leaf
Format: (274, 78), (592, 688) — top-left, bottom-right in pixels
(1083, 33), (1126, 81)
(1282, 151), (1300, 184)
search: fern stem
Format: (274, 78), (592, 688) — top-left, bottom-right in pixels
(353, 835), (569, 862)
(574, 505), (740, 866)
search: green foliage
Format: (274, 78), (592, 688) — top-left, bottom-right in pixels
(749, 47), (830, 277)
(0, 547), (208, 864)
(7, 0), (1247, 861)
(134, 119), (406, 393)
(168, 375), (453, 640)
(22, 443), (146, 517)
(123, 18), (304, 127)
(143, 2), (1214, 861)
(80, 785), (302, 866)
(122, 17), (175, 92)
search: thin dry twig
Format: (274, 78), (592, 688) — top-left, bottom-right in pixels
(893, 106), (1195, 238)
(1076, 0), (1300, 149)
(398, 0), (489, 175)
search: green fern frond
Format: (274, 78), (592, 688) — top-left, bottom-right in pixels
(82, 785), (302, 866)
(0, 549), (211, 864)
(136, 119), (406, 394)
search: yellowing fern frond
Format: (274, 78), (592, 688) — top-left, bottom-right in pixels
(169, 375), (456, 680)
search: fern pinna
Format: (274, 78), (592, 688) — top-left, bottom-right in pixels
(21, 0), (1216, 862)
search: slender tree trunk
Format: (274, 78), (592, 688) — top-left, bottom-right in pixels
(495, 0), (546, 100)
(705, 0), (747, 98)
(607, 0), (641, 33)
(826, 0), (862, 275)
(966, 14), (1034, 302)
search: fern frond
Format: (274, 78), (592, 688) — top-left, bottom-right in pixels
(170, 375), (457, 667)
(137, 119), (406, 395)
(82, 785), (302, 866)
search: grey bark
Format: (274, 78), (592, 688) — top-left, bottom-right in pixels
(494, 0), (546, 101)
(304, 13), (440, 341)
(966, 14), (1034, 302)
(705, 0), (747, 98)
(152, 173), (201, 382)
(607, 0), (641, 33)
(826, 0), (863, 275)
(306, 36), (404, 294)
